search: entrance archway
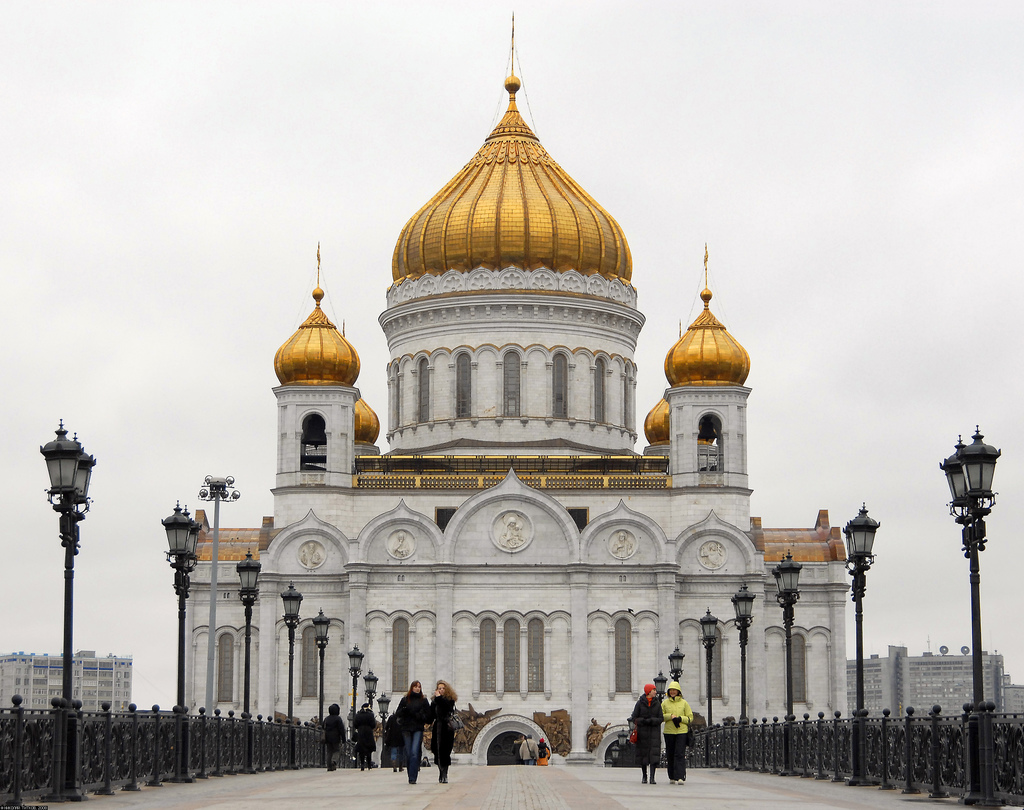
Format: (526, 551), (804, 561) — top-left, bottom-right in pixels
(486, 731), (522, 765)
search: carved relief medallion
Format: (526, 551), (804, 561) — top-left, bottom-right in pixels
(697, 539), (727, 570)
(492, 511), (533, 553)
(297, 540), (326, 569)
(387, 529), (416, 559)
(608, 529), (637, 560)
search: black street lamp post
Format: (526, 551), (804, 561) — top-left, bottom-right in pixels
(700, 609), (719, 767)
(941, 428), (1001, 807)
(162, 503), (201, 782)
(773, 552), (802, 776)
(668, 646), (685, 683)
(40, 422), (96, 802)
(280, 583), (303, 769)
(312, 610), (330, 769)
(348, 645), (365, 761)
(312, 610), (330, 724)
(844, 504), (879, 787)
(236, 551), (261, 774)
(732, 584), (755, 770)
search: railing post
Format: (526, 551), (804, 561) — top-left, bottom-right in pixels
(211, 708), (223, 777)
(879, 708), (894, 790)
(95, 701), (115, 795)
(771, 716), (779, 774)
(801, 713), (811, 777)
(147, 705), (163, 787)
(815, 711), (827, 779)
(928, 704), (948, 798)
(978, 701), (999, 807)
(11, 695), (25, 805)
(196, 708), (208, 779)
(122, 703), (140, 791)
(831, 710), (843, 782)
(47, 697), (66, 802)
(902, 706), (920, 794)
(759, 718), (768, 773)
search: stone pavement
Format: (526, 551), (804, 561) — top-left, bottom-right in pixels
(16, 765), (968, 810)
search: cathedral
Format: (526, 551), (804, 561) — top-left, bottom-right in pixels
(186, 68), (849, 765)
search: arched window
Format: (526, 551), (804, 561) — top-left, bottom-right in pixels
(527, 618), (545, 692)
(480, 619), (496, 692)
(392, 366), (401, 428)
(217, 634), (234, 703)
(623, 367), (631, 427)
(301, 626), (317, 697)
(417, 357), (430, 422)
(710, 627), (724, 698)
(503, 352), (521, 417)
(594, 358), (606, 422)
(456, 353), (472, 418)
(792, 635), (807, 703)
(697, 414), (722, 472)
(614, 618), (631, 693)
(300, 413), (327, 471)
(503, 619), (520, 692)
(552, 354), (568, 418)
(392, 618), (409, 693)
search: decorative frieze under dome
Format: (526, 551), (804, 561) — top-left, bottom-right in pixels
(386, 266), (638, 309)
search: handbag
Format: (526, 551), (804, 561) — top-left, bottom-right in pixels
(447, 709), (465, 731)
(628, 725), (638, 744)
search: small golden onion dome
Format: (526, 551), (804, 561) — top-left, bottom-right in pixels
(354, 398), (380, 446)
(274, 287), (360, 386)
(392, 74), (631, 283)
(644, 398), (670, 446)
(664, 287), (750, 386)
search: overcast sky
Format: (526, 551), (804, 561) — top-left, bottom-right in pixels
(3, 2), (1022, 710)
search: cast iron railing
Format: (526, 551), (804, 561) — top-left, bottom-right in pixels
(688, 706), (1024, 805)
(1, 697), (324, 804)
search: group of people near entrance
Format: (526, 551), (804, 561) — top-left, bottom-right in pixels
(324, 676), (693, 786)
(631, 680), (694, 785)
(323, 679), (460, 785)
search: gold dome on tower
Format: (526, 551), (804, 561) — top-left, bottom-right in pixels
(354, 397), (380, 445)
(644, 397), (670, 446)
(392, 73), (632, 283)
(274, 286), (360, 386)
(664, 285), (750, 387)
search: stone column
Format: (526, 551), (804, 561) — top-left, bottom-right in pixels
(257, 589), (277, 718)
(435, 565), (454, 683)
(566, 566), (592, 763)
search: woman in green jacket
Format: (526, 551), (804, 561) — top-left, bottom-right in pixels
(661, 681), (693, 784)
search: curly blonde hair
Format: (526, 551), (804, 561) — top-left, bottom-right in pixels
(436, 680), (458, 702)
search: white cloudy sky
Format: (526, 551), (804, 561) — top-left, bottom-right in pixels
(2, 2), (1022, 710)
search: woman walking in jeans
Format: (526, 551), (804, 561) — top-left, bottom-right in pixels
(394, 680), (433, 784)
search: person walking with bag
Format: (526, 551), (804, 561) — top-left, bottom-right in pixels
(383, 711), (405, 773)
(661, 680), (693, 784)
(395, 680), (433, 784)
(429, 680), (459, 783)
(630, 683), (663, 784)
(518, 734), (539, 765)
(353, 703), (378, 771)
(322, 703), (346, 771)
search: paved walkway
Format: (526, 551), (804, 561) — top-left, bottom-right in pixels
(17, 766), (969, 810)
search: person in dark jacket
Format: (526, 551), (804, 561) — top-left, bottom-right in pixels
(394, 680), (433, 784)
(429, 680), (458, 783)
(353, 703), (378, 771)
(631, 683), (663, 784)
(383, 712), (405, 773)
(322, 703), (346, 771)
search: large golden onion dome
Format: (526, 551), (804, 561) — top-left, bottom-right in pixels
(664, 287), (750, 386)
(392, 74), (632, 283)
(354, 398), (380, 446)
(274, 287), (360, 386)
(644, 398), (670, 446)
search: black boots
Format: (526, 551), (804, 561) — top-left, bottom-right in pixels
(438, 766), (448, 783)
(650, 767), (657, 785)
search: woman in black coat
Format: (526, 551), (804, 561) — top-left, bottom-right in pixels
(353, 704), (378, 770)
(429, 680), (458, 784)
(630, 683), (663, 784)
(394, 680), (433, 784)
(322, 703), (346, 771)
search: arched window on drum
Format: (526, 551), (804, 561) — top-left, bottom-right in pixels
(697, 414), (722, 472)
